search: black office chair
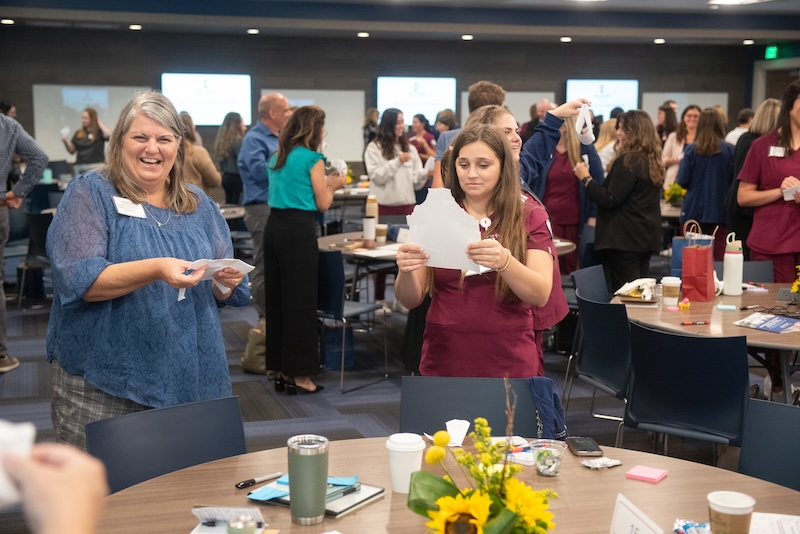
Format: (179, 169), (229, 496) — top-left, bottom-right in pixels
(399, 376), (563, 439)
(85, 396), (247, 493)
(18, 211), (53, 308)
(622, 323), (749, 464)
(563, 291), (631, 445)
(713, 260), (774, 283)
(738, 399), (800, 491)
(317, 250), (388, 393)
(563, 264), (611, 395)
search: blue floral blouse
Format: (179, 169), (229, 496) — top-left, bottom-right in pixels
(46, 171), (250, 408)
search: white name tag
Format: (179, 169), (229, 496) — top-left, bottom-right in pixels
(610, 493), (663, 534)
(768, 146), (786, 158)
(112, 196), (146, 219)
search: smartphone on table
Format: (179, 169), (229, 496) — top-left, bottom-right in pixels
(565, 436), (603, 456)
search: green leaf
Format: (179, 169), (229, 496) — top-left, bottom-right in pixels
(483, 508), (518, 534)
(407, 471), (460, 517)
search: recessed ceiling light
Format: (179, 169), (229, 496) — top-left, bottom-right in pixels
(462, 34), (474, 41)
(709, 0), (773, 5)
(357, 32), (369, 38)
(560, 36), (573, 43)
(246, 28), (259, 35)
(128, 24), (142, 31)
(654, 38), (666, 45)
(1, 19), (16, 25)
(563, 0), (608, 3)
(743, 39), (755, 45)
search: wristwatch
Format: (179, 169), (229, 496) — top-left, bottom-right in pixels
(581, 176), (591, 186)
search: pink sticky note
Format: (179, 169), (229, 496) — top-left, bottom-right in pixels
(625, 465), (668, 484)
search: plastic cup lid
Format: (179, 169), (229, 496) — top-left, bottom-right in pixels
(707, 491), (756, 514)
(386, 433), (425, 451)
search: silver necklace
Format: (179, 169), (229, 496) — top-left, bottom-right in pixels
(143, 204), (171, 227)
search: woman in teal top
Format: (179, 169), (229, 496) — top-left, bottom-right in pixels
(264, 106), (345, 394)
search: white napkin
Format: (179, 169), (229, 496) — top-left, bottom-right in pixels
(575, 104), (596, 145)
(614, 278), (657, 301)
(0, 420), (36, 509)
(178, 259), (255, 301)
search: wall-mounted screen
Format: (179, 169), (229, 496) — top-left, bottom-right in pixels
(377, 76), (456, 125)
(566, 79), (639, 122)
(161, 73), (251, 126)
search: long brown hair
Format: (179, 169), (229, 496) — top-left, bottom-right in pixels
(105, 91), (198, 213)
(694, 108), (725, 157)
(777, 80), (800, 156)
(676, 105), (701, 143)
(374, 108), (408, 161)
(614, 110), (665, 188)
(214, 112), (244, 161)
(271, 105), (325, 171)
(445, 124), (526, 302)
(75, 108), (100, 140)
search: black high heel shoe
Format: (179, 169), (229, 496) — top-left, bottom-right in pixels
(274, 375), (285, 393)
(283, 375), (324, 395)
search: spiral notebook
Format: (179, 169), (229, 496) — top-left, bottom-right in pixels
(248, 481), (385, 518)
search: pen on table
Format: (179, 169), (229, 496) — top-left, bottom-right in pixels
(235, 471), (283, 489)
(747, 281), (765, 288)
(740, 305), (759, 310)
(511, 445), (531, 453)
(681, 321), (709, 326)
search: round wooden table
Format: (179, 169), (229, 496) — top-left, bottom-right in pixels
(98, 437), (800, 533)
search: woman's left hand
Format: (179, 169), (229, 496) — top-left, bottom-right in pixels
(467, 239), (510, 271)
(213, 267), (245, 291)
(573, 161), (590, 180)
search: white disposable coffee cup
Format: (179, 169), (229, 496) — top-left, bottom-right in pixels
(375, 223), (388, 244)
(661, 276), (681, 306)
(385, 433), (425, 494)
(707, 491), (755, 534)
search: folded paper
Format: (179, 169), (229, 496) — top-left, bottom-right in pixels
(178, 258), (255, 301)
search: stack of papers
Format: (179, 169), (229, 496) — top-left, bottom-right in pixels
(734, 312), (800, 334)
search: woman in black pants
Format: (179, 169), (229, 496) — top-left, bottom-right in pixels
(263, 106), (345, 394)
(582, 111), (664, 294)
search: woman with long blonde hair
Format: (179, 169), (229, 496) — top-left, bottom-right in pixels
(61, 107), (111, 173)
(594, 118), (617, 176)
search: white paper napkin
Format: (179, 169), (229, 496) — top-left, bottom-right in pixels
(0, 420), (36, 508)
(575, 104), (596, 145)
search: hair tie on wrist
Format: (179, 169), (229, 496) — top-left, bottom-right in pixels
(497, 248), (512, 272)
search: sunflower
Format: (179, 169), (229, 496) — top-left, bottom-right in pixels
(791, 265), (800, 293)
(426, 491), (493, 534)
(504, 478), (557, 533)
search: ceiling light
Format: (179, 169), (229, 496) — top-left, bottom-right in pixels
(654, 38), (666, 45)
(357, 32), (369, 38)
(462, 34), (474, 41)
(1, 19), (15, 25)
(709, 0), (773, 5)
(560, 36), (573, 43)
(246, 28), (259, 35)
(563, 0), (608, 2)
(128, 24), (142, 31)
(743, 39), (755, 45)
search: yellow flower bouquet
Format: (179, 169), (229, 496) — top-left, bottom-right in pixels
(664, 182), (687, 206)
(407, 418), (557, 534)
(791, 265), (800, 294)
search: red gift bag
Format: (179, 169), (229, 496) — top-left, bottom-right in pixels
(682, 242), (715, 301)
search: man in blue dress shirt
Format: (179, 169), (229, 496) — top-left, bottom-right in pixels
(237, 93), (290, 319)
(0, 114), (48, 374)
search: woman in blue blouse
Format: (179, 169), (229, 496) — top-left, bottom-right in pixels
(46, 91), (250, 449)
(264, 106), (345, 394)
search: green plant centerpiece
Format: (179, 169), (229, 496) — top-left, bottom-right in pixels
(664, 183), (686, 206)
(407, 416), (557, 534)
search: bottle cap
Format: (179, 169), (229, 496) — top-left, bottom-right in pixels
(725, 232), (742, 253)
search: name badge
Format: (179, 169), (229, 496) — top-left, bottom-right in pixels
(112, 196), (146, 218)
(610, 494), (663, 534)
(769, 146), (786, 158)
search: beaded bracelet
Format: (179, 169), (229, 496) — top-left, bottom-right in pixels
(497, 248), (512, 272)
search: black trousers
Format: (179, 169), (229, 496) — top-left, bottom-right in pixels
(263, 209), (320, 376)
(595, 249), (653, 295)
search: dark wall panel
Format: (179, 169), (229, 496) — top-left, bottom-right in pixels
(1, 27), (752, 132)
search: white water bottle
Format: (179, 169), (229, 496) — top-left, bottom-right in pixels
(722, 232), (743, 296)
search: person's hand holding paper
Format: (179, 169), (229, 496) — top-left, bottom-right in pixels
(405, 189), (481, 272)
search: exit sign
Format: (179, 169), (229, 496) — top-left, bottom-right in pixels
(765, 45), (778, 59)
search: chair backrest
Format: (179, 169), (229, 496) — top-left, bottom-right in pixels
(400, 376), (548, 439)
(571, 264), (609, 302)
(24, 183), (60, 214)
(713, 260), (774, 283)
(317, 250), (346, 320)
(26, 211), (53, 260)
(626, 323), (749, 445)
(738, 399), (800, 491)
(85, 396), (246, 493)
(574, 290), (631, 398)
